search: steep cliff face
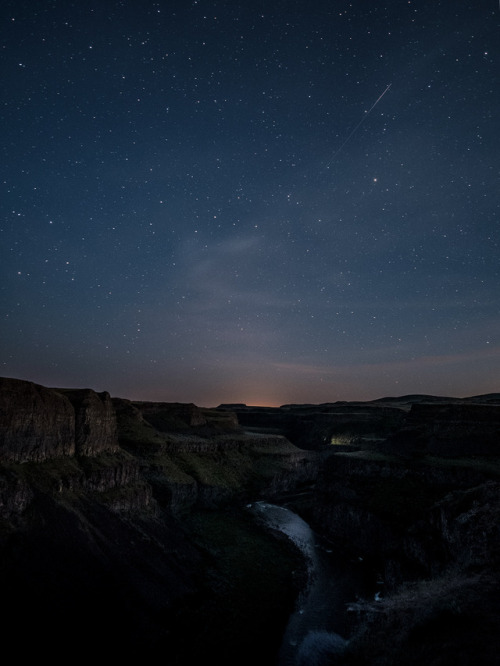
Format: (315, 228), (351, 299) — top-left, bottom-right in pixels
(223, 402), (406, 449)
(384, 402), (500, 457)
(307, 449), (500, 666)
(131, 399), (240, 433)
(0, 378), (313, 662)
(0, 377), (119, 462)
(0, 380), (319, 521)
(0, 377), (76, 462)
(133, 400), (209, 429)
(112, 396), (320, 514)
(311, 451), (500, 584)
(2, 377), (499, 664)
(61, 388), (119, 456)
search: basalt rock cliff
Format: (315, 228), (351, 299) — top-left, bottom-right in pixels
(224, 395), (500, 455)
(300, 400), (500, 666)
(314, 457), (500, 666)
(1, 377), (499, 665)
(0, 376), (315, 664)
(219, 401), (407, 449)
(227, 394), (500, 665)
(0, 376), (119, 462)
(382, 402), (500, 457)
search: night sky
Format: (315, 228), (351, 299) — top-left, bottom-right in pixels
(1, 1), (499, 407)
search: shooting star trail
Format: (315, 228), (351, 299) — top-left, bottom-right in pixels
(326, 83), (392, 166)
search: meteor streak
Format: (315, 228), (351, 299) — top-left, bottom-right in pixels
(327, 84), (392, 165)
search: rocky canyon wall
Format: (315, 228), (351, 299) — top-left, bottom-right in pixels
(1, 376), (499, 665)
(0, 377), (118, 462)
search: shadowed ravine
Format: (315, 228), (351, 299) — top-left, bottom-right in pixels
(249, 502), (373, 666)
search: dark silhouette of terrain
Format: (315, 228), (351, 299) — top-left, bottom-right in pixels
(0, 376), (499, 664)
(221, 394), (500, 455)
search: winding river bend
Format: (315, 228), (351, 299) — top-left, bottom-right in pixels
(249, 502), (372, 666)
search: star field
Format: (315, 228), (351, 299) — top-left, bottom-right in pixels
(1, 1), (499, 406)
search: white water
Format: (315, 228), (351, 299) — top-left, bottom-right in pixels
(249, 502), (368, 666)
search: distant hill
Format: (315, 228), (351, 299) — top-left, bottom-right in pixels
(372, 394), (456, 404)
(374, 393), (500, 405)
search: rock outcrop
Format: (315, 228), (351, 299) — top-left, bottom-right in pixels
(60, 388), (119, 456)
(224, 396), (500, 455)
(311, 450), (499, 584)
(0, 377), (119, 462)
(133, 400), (209, 429)
(0, 377), (312, 663)
(112, 395), (319, 514)
(384, 402), (500, 457)
(305, 448), (500, 665)
(1, 377), (499, 665)
(221, 402), (408, 449)
(0, 376), (76, 462)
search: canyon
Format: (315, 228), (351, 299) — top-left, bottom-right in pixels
(0, 376), (499, 664)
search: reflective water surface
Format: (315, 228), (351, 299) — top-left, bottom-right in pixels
(249, 502), (372, 666)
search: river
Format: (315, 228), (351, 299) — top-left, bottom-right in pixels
(248, 501), (374, 666)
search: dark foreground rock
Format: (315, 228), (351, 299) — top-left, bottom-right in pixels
(304, 451), (500, 665)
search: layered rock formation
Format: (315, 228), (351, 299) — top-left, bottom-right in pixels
(0, 377), (314, 663)
(221, 401), (408, 449)
(0, 376), (76, 461)
(61, 387), (119, 456)
(112, 396), (319, 514)
(305, 448), (500, 665)
(384, 402), (500, 457)
(0, 377), (118, 462)
(1, 377), (499, 665)
(232, 393), (500, 665)
(223, 395), (500, 454)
